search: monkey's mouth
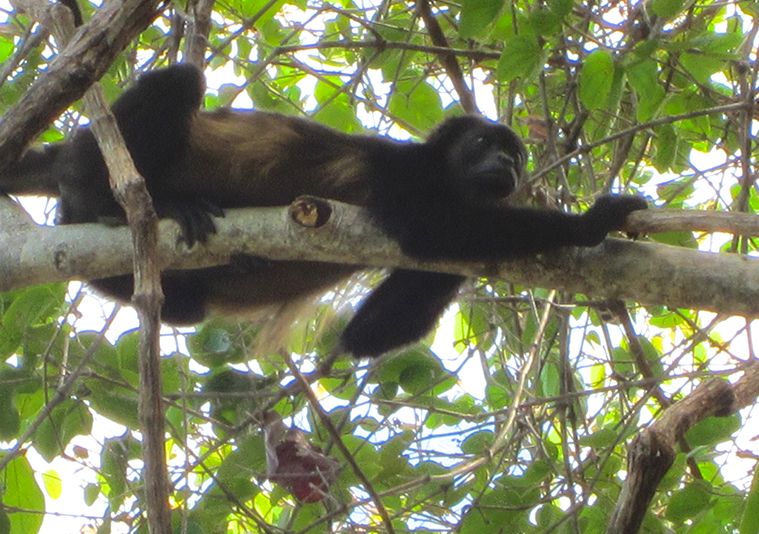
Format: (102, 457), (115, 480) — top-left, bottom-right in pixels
(473, 173), (515, 199)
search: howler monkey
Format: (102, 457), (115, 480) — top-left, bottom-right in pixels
(3, 65), (647, 357)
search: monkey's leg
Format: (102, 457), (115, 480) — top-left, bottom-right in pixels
(341, 270), (464, 357)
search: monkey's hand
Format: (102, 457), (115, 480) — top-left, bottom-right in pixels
(161, 199), (225, 247)
(579, 194), (648, 245)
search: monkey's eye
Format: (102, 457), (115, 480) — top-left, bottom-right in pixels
(465, 135), (490, 159)
(458, 132), (502, 168)
(472, 135), (488, 148)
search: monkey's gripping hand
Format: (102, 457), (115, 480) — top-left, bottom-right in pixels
(578, 194), (648, 246)
(162, 198), (225, 247)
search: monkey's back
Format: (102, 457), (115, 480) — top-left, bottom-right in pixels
(178, 110), (381, 209)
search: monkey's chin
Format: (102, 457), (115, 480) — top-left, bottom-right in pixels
(469, 174), (515, 200)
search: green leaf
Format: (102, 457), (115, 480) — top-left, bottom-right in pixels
(34, 401), (93, 462)
(291, 503), (329, 533)
(398, 359), (439, 394)
(522, 459), (551, 483)
(610, 346), (636, 378)
(213, 443), (260, 504)
(388, 80), (443, 131)
(0, 386), (20, 441)
(377, 434), (413, 482)
(637, 336), (664, 376)
(680, 34), (737, 85)
(342, 435), (381, 481)
(460, 488), (528, 533)
(579, 49), (614, 111)
(101, 435), (140, 511)
(87, 381), (140, 429)
(578, 427), (617, 448)
(0, 511), (9, 534)
(650, 0), (684, 18)
(659, 454), (687, 490)
(651, 231), (698, 248)
(537, 359), (561, 397)
(187, 319), (255, 368)
(41, 470), (62, 500)
(314, 98), (364, 133)
(626, 58), (665, 121)
(485, 384), (510, 410)
(743, 1), (759, 16)
(685, 413), (741, 447)
(549, 0), (573, 18)
(373, 380), (399, 401)
(459, 0), (504, 39)
(740, 465), (759, 534)
(530, 9), (561, 36)
(536, 504), (564, 528)
(449, 394), (479, 419)
(496, 33), (543, 82)
(666, 482), (712, 522)
(84, 484), (100, 507)
(461, 430), (494, 454)
(201, 368), (267, 426)
(376, 348), (446, 389)
(455, 303), (493, 352)
(226, 0), (284, 21)
(0, 285), (65, 359)
(652, 124), (678, 172)
(259, 16), (286, 46)
(590, 60), (626, 140)
(0, 454), (45, 534)
(679, 55), (716, 86)
(0, 38), (14, 64)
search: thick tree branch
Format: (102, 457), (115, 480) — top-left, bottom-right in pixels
(606, 379), (736, 534)
(0, 0), (161, 171)
(2, 199), (759, 318)
(609, 357), (759, 534)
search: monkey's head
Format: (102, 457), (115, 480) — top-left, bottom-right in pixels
(427, 116), (527, 206)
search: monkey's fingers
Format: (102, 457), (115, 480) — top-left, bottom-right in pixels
(586, 194), (648, 231)
(163, 199), (224, 247)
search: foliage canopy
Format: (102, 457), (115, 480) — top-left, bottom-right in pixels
(0, 0), (758, 533)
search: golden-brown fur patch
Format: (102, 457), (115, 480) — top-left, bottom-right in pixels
(184, 110), (371, 207)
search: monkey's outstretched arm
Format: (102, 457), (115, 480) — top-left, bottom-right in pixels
(392, 195), (648, 262)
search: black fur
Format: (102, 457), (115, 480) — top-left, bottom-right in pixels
(6, 65), (647, 357)
(59, 0), (83, 27)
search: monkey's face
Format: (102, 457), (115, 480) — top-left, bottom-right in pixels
(432, 118), (527, 206)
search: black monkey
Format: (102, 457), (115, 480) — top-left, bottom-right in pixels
(3, 65), (647, 357)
